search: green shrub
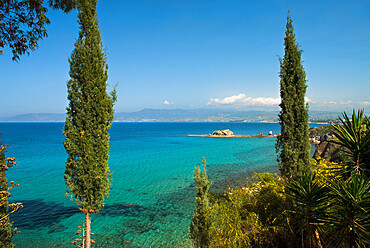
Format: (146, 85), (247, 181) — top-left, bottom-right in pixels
(190, 157), (212, 248)
(207, 173), (291, 247)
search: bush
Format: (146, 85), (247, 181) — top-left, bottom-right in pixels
(207, 173), (292, 247)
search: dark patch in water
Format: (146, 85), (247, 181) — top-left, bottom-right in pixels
(123, 219), (158, 234)
(48, 223), (68, 233)
(94, 232), (131, 247)
(100, 203), (145, 217)
(169, 141), (180, 145)
(10, 200), (80, 230)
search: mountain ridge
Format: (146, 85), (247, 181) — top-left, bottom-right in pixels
(0, 109), (340, 122)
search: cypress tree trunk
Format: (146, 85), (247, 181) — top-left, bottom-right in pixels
(63, 0), (116, 246)
(276, 12), (311, 179)
(85, 212), (91, 248)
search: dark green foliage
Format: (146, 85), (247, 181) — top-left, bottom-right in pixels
(64, 1), (115, 246)
(48, 0), (76, 12)
(327, 174), (370, 247)
(330, 109), (370, 177)
(63, 0), (116, 213)
(285, 172), (331, 247)
(276, 12), (311, 179)
(190, 157), (212, 248)
(0, 0), (76, 61)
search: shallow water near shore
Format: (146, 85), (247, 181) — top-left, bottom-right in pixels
(0, 122), (320, 247)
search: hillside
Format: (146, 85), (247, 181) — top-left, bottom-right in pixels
(0, 109), (340, 122)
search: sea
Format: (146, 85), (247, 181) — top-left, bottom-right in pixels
(0, 122), (322, 247)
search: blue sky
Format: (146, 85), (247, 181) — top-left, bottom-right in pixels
(1, 0), (369, 117)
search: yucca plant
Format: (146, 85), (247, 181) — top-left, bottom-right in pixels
(285, 172), (332, 248)
(327, 174), (370, 247)
(331, 109), (370, 176)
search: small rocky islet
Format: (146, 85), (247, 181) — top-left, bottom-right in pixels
(187, 129), (277, 138)
(187, 127), (339, 162)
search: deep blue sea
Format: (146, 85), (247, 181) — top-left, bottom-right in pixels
(0, 122), (321, 247)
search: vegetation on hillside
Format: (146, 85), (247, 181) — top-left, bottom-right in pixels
(309, 125), (333, 139)
(190, 113), (369, 247)
(189, 11), (369, 248)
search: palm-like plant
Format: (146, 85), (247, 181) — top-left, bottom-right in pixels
(328, 174), (370, 247)
(285, 172), (332, 248)
(331, 109), (370, 176)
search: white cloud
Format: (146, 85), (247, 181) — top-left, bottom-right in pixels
(207, 94), (280, 106)
(208, 94), (247, 105)
(340, 100), (352, 105)
(163, 100), (174, 105)
(360, 101), (370, 106)
(305, 97), (312, 103)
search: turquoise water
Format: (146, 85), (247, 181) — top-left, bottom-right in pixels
(1, 122), (286, 247)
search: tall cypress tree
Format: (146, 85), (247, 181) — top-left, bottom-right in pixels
(63, 0), (116, 247)
(276, 13), (311, 179)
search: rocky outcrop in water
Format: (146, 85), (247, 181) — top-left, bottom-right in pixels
(187, 130), (276, 138)
(212, 129), (233, 136)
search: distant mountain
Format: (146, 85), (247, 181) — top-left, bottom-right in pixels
(0, 113), (66, 122)
(114, 108), (280, 122)
(0, 109), (340, 122)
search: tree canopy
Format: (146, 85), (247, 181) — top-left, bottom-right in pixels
(0, 0), (76, 61)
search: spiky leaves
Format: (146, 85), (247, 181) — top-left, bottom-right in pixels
(276, 13), (311, 179)
(285, 172), (331, 248)
(328, 174), (370, 247)
(330, 109), (370, 176)
(190, 157), (213, 248)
